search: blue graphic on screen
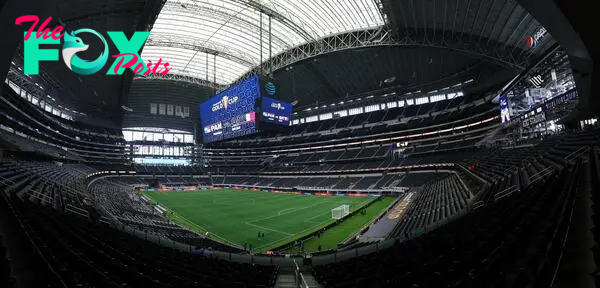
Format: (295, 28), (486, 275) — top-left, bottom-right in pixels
(499, 95), (511, 123)
(261, 97), (292, 126)
(200, 75), (260, 143)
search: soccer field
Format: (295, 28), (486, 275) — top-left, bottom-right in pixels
(144, 189), (388, 251)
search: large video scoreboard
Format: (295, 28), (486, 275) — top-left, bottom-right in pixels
(199, 75), (293, 143)
(200, 75), (260, 143)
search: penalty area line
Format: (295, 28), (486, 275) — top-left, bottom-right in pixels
(244, 221), (293, 236)
(303, 209), (332, 223)
(251, 201), (329, 222)
(255, 218), (333, 251)
(167, 209), (240, 248)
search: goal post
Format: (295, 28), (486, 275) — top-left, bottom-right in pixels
(332, 204), (350, 220)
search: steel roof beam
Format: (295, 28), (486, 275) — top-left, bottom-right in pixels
(229, 0), (316, 42)
(157, 26), (532, 88)
(234, 27), (529, 83)
(144, 38), (256, 67)
(134, 74), (226, 91)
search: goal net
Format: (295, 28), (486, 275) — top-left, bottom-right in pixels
(332, 204), (350, 220)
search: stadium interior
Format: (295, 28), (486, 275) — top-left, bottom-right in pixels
(0, 0), (598, 287)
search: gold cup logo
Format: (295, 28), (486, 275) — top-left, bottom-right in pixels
(222, 96), (229, 110)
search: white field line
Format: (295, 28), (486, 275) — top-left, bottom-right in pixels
(249, 200), (330, 223)
(212, 197), (256, 204)
(303, 209), (332, 223)
(154, 202), (240, 248)
(277, 207), (298, 215)
(211, 193), (295, 207)
(304, 198), (370, 223)
(254, 199), (369, 250)
(255, 218), (333, 251)
(244, 221), (293, 236)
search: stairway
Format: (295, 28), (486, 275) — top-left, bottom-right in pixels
(301, 273), (324, 288)
(274, 271), (297, 288)
(347, 177), (362, 190)
(475, 125), (503, 147)
(274, 267), (324, 288)
(388, 178), (403, 188)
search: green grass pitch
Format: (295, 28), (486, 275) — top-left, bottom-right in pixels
(284, 198), (395, 253)
(144, 189), (393, 252)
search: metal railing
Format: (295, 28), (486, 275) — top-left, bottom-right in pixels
(493, 185), (520, 202)
(472, 200), (485, 210)
(565, 146), (590, 163)
(293, 258), (311, 288)
(528, 166), (555, 185)
(0, 175), (53, 205)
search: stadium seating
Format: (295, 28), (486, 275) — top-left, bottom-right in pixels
(205, 97), (496, 152)
(203, 107), (498, 175)
(1, 85), (128, 165)
(314, 161), (582, 287)
(392, 174), (469, 237)
(1, 195), (276, 287)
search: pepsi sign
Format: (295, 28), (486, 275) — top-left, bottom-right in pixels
(526, 27), (547, 49)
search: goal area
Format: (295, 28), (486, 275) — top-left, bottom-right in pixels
(332, 204), (350, 220)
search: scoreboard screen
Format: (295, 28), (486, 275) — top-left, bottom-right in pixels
(200, 75), (260, 143)
(261, 97), (292, 126)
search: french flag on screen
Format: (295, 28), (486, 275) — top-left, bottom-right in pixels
(245, 112), (256, 122)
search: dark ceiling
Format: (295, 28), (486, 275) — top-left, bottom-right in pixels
(269, 46), (517, 108)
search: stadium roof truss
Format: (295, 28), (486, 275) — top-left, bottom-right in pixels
(140, 0), (387, 85)
(140, 0), (550, 89)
